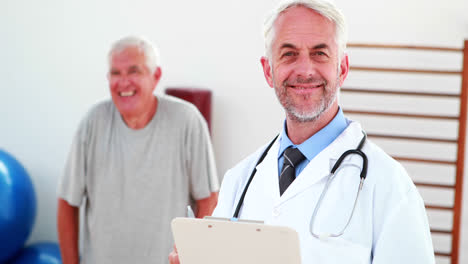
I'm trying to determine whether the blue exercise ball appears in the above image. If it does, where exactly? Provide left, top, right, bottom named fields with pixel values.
left=9, top=242, right=62, bottom=264
left=0, top=149, right=37, bottom=263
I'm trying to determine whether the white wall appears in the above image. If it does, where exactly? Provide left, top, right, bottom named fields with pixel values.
left=1, top=0, right=467, bottom=262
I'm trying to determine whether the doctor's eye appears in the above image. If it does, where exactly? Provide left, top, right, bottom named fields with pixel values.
left=312, top=51, right=328, bottom=56
left=281, top=51, right=298, bottom=58
left=312, top=51, right=330, bottom=62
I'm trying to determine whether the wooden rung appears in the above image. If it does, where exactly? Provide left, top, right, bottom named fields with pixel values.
left=393, top=156, right=456, bottom=165
left=345, top=110, right=459, bottom=120
left=350, top=66, right=461, bottom=75
left=341, top=87, right=460, bottom=98
left=367, top=133, right=457, bottom=144
left=414, top=182, right=455, bottom=189
left=435, top=251, right=452, bottom=257
left=347, top=43, right=462, bottom=52
left=426, top=205, right=454, bottom=211
left=430, top=228, right=453, bottom=235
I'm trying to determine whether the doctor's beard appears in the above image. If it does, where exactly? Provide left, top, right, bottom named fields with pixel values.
left=273, top=73, right=340, bottom=123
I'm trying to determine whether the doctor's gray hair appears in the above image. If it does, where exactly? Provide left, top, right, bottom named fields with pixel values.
left=263, top=0, right=347, bottom=60
left=108, top=36, right=160, bottom=74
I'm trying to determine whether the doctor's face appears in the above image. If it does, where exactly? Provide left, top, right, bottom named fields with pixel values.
left=261, top=6, right=349, bottom=123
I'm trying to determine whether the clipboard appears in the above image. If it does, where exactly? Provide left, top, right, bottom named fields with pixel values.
left=171, top=217, right=301, bottom=264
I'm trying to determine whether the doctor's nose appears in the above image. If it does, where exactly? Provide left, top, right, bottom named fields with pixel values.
left=292, top=56, right=319, bottom=80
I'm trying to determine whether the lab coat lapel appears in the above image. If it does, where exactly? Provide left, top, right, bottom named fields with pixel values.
left=252, top=137, right=281, bottom=200
left=277, top=121, right=365, bottom=203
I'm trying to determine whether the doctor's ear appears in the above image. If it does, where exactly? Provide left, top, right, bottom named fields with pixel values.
left=338, top=53, right=349, bottom=86
left=260, top=56, right=274, bottom=88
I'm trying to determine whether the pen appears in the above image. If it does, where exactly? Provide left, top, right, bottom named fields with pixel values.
left=187, top=205, right=195, bottom=218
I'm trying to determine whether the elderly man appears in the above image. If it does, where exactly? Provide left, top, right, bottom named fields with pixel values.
left=58, top=36, right=219, bottom=264
left=170, top=0, right=434, bottom=263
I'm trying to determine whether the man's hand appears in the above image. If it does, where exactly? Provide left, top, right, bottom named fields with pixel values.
left=168, top=245, right=180, bottom=264
left=195, top=192, right=218, bottom=218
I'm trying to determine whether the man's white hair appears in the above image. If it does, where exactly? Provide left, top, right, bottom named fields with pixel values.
left=263, top=0, right=347, bottom=60
left=108, top=36, right=160, bottom=74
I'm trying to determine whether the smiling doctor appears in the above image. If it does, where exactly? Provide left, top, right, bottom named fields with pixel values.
left=212, top=0, right=435, bottom=263
left=168, top=0, right=435, bottom=263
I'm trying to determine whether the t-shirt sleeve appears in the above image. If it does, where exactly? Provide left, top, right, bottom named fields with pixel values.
left=57, top=118, right=88, bottom=207
left=186, top=109, right=219, bottom=200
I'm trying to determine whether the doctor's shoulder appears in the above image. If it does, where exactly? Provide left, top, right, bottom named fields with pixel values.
left=213, top=139, right=276, bottom=217
left=220, top=137, right=278, bottom=195
left=362, top=139, right=418, bottom=197
left=222, top=140, right=275, bottom=184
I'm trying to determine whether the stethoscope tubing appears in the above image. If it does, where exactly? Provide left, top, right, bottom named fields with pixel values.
left=232, top=135, right=278, bottom=219
left=232, top=131, right=368, bottom=228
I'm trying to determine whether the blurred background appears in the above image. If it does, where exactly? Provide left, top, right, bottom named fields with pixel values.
left=1, top=0, right=467, bottom=263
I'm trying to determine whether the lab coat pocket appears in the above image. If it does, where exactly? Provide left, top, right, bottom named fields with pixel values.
left=312, top=237, right=370, bottom=264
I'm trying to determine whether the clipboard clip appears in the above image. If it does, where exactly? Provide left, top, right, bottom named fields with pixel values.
left=204, top=216, right=264, bottom=224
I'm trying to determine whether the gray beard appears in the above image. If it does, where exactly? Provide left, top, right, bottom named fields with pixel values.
left=285, top=89, right=338, bottom=123
left=273, top=74, right=340, bottom=123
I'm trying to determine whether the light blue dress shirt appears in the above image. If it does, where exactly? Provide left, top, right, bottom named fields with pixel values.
left=278, top=108, right=349, bottom=178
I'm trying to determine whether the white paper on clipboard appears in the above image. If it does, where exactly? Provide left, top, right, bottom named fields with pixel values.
left=171, top=217, right=301, bottom=264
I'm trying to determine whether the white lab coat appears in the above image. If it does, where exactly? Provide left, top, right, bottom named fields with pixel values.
left=213, top=121, right=435, bottom=264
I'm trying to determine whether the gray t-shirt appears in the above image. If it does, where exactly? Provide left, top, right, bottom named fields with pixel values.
left=58, top=95, right=219, bottom=264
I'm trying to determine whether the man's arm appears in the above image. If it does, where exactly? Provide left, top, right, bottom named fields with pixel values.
left=195, top=192, right=218, bottom=218
left=57, top=198, right=80, bottom=264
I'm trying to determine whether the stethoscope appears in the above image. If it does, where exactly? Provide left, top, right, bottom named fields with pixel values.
left=232, top=131, right=368, bottom=239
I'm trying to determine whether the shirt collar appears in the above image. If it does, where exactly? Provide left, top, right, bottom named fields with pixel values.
left=278, top=108, right=348, bottom=161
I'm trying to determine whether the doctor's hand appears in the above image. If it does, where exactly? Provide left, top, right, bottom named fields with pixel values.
left=168, top=244, right=180, bottom=264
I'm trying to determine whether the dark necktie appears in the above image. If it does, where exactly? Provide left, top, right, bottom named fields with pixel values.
left=279, top=147, right=306, bottom=196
